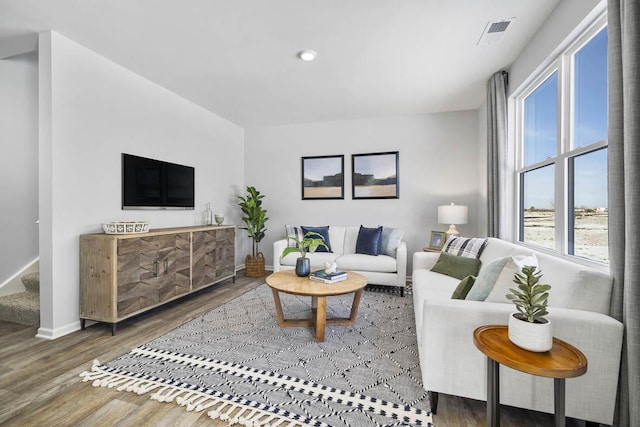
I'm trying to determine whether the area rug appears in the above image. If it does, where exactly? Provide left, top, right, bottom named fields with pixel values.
left=80, top=284, right=433, bottom=426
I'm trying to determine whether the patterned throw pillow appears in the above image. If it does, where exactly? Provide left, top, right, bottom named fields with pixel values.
left=284, top=225, right=304, bottom=248
left=442, top=236, right=488, bottom=259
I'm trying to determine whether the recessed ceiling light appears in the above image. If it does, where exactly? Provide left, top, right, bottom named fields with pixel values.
left=297, top=49, right=317, bottom=61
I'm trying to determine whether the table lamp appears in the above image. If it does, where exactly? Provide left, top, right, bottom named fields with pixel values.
left=438, top=203, right=468, bottom=240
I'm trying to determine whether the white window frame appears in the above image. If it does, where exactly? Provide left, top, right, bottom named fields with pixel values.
left=512, top=12, right=608, bottom=269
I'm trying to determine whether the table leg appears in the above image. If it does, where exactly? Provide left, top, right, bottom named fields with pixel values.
left=349, top=289, right=364, bottom=321
left=554, top=378, right=566, bottom=427
left=315, top=296, right=327, bottom=342
left=271, top=288, right=286, bottom=326
left=487, top=357, right=500, bottom=427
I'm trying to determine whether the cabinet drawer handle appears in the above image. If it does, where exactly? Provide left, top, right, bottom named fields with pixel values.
left=153, top=259, right=159, bottom=277
left=164, top=259, right=169, bottom=275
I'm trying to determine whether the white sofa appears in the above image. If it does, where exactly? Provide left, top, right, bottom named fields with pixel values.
left=412, top=237, right=623, bottom=425
left=273, top=226, right=407, bottom=294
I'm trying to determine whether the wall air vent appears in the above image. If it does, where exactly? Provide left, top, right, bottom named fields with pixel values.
left=477, top=18, right=515, bottom=45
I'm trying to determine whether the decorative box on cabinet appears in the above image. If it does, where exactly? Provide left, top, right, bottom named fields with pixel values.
left=80, top=225, right=235, bottom=334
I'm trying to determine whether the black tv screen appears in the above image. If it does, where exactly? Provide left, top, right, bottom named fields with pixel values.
left=122, top=153, right=194, bottom=210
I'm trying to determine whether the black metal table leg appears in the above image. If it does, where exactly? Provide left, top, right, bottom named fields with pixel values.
left=554, top=378, right=566, bottom=427
left=487, top=357, right=500, bottom=427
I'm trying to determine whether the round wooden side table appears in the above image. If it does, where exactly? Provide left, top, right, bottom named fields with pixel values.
left=473, top=324, right=587, bottom=427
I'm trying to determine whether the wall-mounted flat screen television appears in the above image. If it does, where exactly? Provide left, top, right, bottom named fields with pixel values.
left=122, top=153, right=195, bottom=210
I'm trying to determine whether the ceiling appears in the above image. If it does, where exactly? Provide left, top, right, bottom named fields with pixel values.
left=0, top=0, right=560, bottom=127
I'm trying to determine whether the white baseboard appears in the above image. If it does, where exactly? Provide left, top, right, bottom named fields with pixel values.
left=36, top=320, right=81, bottom=340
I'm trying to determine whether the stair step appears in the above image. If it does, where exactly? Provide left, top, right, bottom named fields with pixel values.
left=21, top=272, right=39, bottom=293
left=0, top=292, right=40, bottom=327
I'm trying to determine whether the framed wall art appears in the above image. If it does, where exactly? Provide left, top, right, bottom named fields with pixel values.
left=301, top=155, right=345, bottom=200
left=351, top=151, right=399, bottom=199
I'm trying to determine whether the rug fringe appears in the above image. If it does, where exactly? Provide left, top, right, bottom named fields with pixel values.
left=79, top=361, right=309, bottom=427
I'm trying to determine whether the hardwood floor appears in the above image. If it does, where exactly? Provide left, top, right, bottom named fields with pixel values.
left=0, top=273, right=591, bottom=427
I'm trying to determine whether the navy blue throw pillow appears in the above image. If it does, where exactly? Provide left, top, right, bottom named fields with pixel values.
left=356, top=225, right=383, bottom=256
left=300, top=226, right=332, bottom=252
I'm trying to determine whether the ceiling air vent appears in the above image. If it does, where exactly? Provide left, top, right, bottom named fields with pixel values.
left=477, top=18, right=515, bottom=45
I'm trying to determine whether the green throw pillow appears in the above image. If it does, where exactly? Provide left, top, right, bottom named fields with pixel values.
left=452, top=275, right=476, bottom=299
left=430, top=252, right=482, bottom=280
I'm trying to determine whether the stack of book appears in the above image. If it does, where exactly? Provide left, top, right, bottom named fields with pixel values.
left=310, top=270, right=348, bottom=284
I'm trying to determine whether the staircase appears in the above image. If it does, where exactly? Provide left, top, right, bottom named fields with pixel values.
left=0, top=272, right=40, bottom=326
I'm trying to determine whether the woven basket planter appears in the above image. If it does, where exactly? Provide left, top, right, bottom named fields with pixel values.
left=245, top=253, right=265, bottom=277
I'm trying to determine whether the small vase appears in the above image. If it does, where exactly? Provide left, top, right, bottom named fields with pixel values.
left=508, top=312, right=553, bottom=352
left=202, top=202, right=212, bottom=226
left=295, top=257, right=311, bottom=277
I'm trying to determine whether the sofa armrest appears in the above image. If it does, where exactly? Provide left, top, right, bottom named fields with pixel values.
left=273, top=239, right=288, bottom=272
left=419, top=298, right=623, bottom=424
left=413, top=251, right=439, bottom=271
left=396, top=242, right=407, bottom=283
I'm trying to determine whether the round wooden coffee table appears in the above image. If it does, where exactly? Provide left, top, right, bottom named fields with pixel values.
left=265, top=270, right=367, bottom=342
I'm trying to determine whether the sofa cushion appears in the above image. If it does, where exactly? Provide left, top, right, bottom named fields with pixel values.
left=379, top=227, right=406, bottom=257
left=442, top=236, right=488, bottom=259
left=355, top=225, right=383, bottom=256
left=431, top=252, right=481, bottom=280
left=301, top=226, right=332, bottom=252
left=338, top=253, right=397, bottom=273
left=451, top=275, right=476, bottom=299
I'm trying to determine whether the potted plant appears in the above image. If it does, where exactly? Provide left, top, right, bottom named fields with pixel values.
left=281, top=232, right=329, bottom=277
left=506, top=265, right=553, bottom=352
left=237, top=186, right=268, bottom=277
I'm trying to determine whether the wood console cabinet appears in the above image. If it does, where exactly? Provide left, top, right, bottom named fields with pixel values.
left=80, top=225, right=235, bottom=334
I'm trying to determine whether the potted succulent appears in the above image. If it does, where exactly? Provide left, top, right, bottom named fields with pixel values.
left=281, top=232, right=329, bottom=277
left=506, top=265, right=553, bottom=352
left=237, top=186, right=268, bottom=277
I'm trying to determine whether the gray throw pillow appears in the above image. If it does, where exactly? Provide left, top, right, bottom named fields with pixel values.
left=379, top=227, right=405, bottom=257
left=430, top=252, right=482, bottom=280
left=465, top=256, right=510, bottom=301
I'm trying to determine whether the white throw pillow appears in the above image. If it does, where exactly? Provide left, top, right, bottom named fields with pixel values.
left=484, top=254, right=539, bottom=304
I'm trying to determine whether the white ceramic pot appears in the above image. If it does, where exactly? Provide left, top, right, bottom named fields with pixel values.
left=508, top=312, right=553, bottom=352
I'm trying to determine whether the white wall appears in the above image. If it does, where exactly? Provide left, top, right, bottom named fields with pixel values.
left=0, top=51, right=39, bottom=284
left=508, top=0, right=603, bottom=95
left=245, top=112, right=481, bottom=273
left=37, top=31, right=245, bottom=338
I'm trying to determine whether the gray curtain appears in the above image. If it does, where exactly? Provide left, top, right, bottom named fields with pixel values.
left=486, top=71, right=508, bottom=238
left=608, top=1, right=640, bottom=426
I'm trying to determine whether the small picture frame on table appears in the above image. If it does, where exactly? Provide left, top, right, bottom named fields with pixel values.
left=429, top=231, right=446, bottom=250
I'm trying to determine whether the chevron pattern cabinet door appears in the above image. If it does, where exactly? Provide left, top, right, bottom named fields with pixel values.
left=192, top=228, right=235, bottom=290
left=117, top=233, right=191, bottom=317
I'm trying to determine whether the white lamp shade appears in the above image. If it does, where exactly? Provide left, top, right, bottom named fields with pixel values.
left=438, top=204, right=468, bottom=225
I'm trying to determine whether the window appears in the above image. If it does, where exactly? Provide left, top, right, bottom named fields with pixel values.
left=515, top=18, right=608, bottom=264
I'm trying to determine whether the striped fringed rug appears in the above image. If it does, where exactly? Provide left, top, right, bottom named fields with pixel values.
left=80, top=284, right=433, bottom=426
